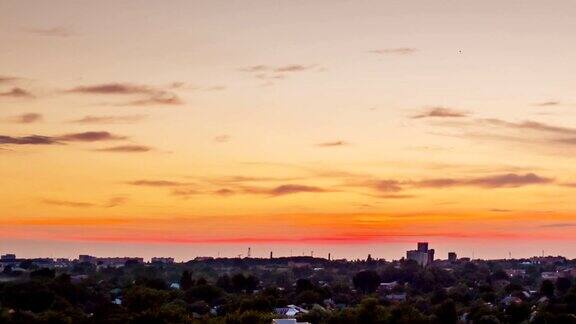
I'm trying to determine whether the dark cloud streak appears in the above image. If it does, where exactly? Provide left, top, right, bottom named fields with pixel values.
left=412, top=107, right=468, bottom=119
left=0, top=87, right=34, bottom=98
left=96, top=145, right=152, bottom=153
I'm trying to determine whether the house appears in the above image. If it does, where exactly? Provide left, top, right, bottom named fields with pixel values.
left=274, top=305, right=308, bottom=317
left=505, top=269, right=526, bottom=277
left=541, top=271, right=562, bottom=281
left=385, top=293, right=407, bottom=302
left=272, top=320, right=311, bottom=324
left=501, top=296, right=522, bottom=307
left=378, top=281, right=399, bottom=292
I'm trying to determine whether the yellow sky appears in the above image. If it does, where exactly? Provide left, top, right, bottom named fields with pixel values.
left=1, top=0, right=576, bottom=260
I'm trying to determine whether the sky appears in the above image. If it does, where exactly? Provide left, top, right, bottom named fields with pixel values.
left=1, top=0, right=576, bottom=261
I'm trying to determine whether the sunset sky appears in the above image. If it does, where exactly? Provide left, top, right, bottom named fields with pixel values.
left=2, top=0, right=576, bottom=261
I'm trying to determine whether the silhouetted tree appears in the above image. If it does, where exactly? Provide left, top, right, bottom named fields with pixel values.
left=434, top=299, right=458, bottom=324
left=556, top=277, right=572, bottom=295
left=179, top=270, right=194, bottom=291
left=540, top=279, right=555, bottom=298
left=353, top=270, right=380, bottom=294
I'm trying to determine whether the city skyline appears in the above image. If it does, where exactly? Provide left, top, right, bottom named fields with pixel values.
left=2, top=0, right=576, bottom=260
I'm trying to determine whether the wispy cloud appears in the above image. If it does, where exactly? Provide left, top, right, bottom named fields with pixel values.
left=346, top=179, right=403, bottom=193
left=213, top=188, right=235, bottom=196
left=479, top=119, right=576, bottom=136
left=427, top=116, right=576, bottom=149
left=65, top=82, right=183, bottom=106
left=206, top=175, right=305, bottom=185
left=414, top=173, right=553, bottom=189
left=67, top=83, right=158, bottom=95
left=412, top=107, right=469, bottom=119
left=274, top=64, right=314, bottom=72
left=25, top=26, right=73, bottom=37
left=127, top=180, right=192, bottom=187
left=344, top=172, right=553, bottom=195
left=369, top=48, right=418, bottom=55
left=375, top=194, right=416, bottom=199
left=213, top=135, right=231, bottom=143
left=57, top=131, right=126, bottom=142
left=103, top=197, right=129, bottom=208
left=0, top=131, right=129, bottom=146
left=7, top=113, right=43, bottom=124
left=534, top=101, right=561, bottom=107
left=239, top=64, right=321, bottom=83
left=316, top=140, right=350, bottom=147
left=170, top=82, right=226, bottom=92
left=127, top=176, right=333, bottom=198
left=0, top=135, right=58, bottom=145
left=242, top=184, right=332, bottom=196
left=539, top=223, right=576, bottom=228
left=240, top=64, right=316, bottom=73
left=171, top=188, right=203, bottom=197
left=95, top=145, right=152, bottom=153
left=0, top=87, right=34, bottom=98
left=42, top=196, right=128, bottom=208
left=239, top=65, right=269, bottom=73
left=42, top=199, right=95, bottom=208
left=0, top=75, right=21, bottom=84
left=69, top=115, right=147, bottom=124
left=123, top=94, right=183, bottom=106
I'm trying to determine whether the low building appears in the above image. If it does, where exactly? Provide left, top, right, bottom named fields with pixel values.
left=77, top=255, right=144, bottom=267
left=151, top=257, right=175, bottom=264
left=531, top=256, right=566, bottom=265
left=505, top=269, right=526, bottom=278
left=274, top=305, right=308, bottom=317
left=541, top=271, right=564, bottom=281
left=378, top=281, right=399, bottom=292
left=78, top=255, right=97, bottom=263
left=272, top=319, right=311, bottom=324
left=1, top=254, right=16, bottom=261
left=385, top=293, right=407, bottom=302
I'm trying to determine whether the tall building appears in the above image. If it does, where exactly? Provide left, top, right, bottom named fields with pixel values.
left=417, top=242, right=428, bottom=252
left=448, top=252, right=457, bottom=262
left=407, top=242, right=434, bottom=266
left=427, top=249, right=435, bottom=264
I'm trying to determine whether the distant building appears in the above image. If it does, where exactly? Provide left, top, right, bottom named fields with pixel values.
left=407, top=250, right=429, bottom=266
left=385, top=293, right=407, bottom=302
left=1, top=254, right=16, bottom=260
left=77, top=255, right=143, bottom=267
left=151, top=257, right=174, bottom=264
left=541, top=271, right=564, bottom=281
left=407, top=242, right=435, bottom=266
left=272, top=319, right=311, bottom=324
left=417, top=242, right=428, bottom=252
left=98, top=257, right=143, bottom=267
left=531, top=256, right=566, bottom=264
left=78, top=255, right=97, bottom=263
left=274, top=305, right=308, bottom=317
left=378, top=281, right=399, bottom=292
left=428, top=249, right=435, bottom=264
left=448, top=252, right=457, bottom=262
left=505, top=269, right=526, bottom=278
left=194, top=256, right=214, bottom=261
